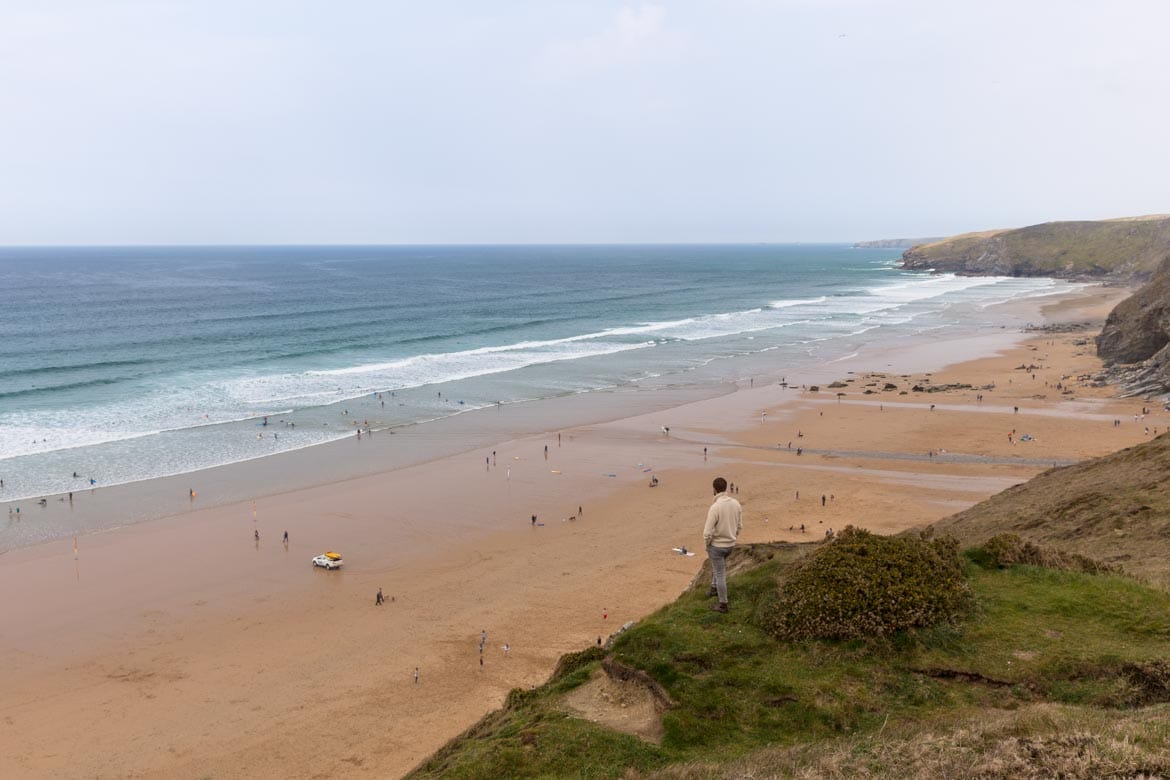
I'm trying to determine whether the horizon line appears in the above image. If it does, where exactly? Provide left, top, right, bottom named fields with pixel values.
left=0, top=240, right=884, bottom=249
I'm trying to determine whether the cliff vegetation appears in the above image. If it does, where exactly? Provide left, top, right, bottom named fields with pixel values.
left=900, top=215, right=1170, bottom=280
left=411, top=428, right=1170, bottom=778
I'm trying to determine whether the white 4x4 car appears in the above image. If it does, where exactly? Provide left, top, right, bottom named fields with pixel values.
left=312, top=552, right=343, bottom=570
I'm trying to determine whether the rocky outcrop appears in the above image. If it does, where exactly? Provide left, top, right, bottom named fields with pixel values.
left=1096, top=256, right=1170, bottom=396
left=901, top=216, right=1170, bottom=280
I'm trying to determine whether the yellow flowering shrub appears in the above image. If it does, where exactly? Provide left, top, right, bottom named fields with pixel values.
left=760, top=526, right=973, bottom=641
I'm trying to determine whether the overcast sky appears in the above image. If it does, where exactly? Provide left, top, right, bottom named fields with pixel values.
left=1, top=1, right=1167, bottom=244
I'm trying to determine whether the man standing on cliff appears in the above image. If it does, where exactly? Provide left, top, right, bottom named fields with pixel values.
left=703, top=476, right=742, bottom=613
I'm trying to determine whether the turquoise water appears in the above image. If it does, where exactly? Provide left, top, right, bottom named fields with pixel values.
left=0, top=244, right=1067, bottom=501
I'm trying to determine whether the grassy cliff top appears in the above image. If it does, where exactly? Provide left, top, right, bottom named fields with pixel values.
left=410, top=544, right=1170, bottom=778
left=929, top=433, right=1170, bottom=588
left=902, top=215, right=1170, bottom=279
left=410, top=432, right=1170, bottom=778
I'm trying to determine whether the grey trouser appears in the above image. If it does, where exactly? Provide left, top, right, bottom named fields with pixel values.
left=707, top=544, right=734, bottom=603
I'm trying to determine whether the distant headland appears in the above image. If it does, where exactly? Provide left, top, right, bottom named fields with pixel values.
left=890, top=213, right=1170, bottom=398
left=899, top=214, right=1170, bottom=281
left=852, top=237, right=943, bottom=249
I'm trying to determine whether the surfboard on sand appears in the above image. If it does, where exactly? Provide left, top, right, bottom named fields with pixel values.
left=671, top=547, right=696, bottom=557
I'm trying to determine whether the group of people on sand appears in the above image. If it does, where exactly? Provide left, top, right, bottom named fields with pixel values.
left=4, top=471, right=93, bottom=514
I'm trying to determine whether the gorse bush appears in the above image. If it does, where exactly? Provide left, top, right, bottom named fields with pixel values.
left=760, top=526, right=973, bottom=641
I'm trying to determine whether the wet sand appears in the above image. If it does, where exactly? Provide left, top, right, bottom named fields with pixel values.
left=1, top=284, right=1154, bottom=778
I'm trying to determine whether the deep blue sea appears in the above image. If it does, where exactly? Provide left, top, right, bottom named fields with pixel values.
left=0, top=244, right=1069, bottom=501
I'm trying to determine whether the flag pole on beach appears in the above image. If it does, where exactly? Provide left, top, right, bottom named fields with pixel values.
left=73, top=536, right=78, bottom=560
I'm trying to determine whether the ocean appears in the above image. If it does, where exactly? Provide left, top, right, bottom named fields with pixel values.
left=1, top=244, right=1071, bottom=507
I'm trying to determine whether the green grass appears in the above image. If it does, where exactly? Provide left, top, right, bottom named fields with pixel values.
left=407, top=549, right=1170, bottom=779
left=905, top=216, right=1170, bottom=278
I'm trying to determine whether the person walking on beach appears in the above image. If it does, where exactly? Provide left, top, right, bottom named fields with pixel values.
left=376, top=588, right=384, bottom=605
left=414, top=667, right=420, bottom=685
left=254, top=529, right=259, bottom=542
left=282, top=530, right=289, bottom=544
left=703, top=476, right=742, bottom=614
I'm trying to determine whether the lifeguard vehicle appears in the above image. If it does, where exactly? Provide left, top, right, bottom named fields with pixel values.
left=312, top=551, right=343, bottom=570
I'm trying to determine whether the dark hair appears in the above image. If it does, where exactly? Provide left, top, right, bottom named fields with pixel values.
left=713, top=477, right=728, bottom=493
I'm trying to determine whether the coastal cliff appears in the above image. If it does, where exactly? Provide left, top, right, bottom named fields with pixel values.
left=1096, top=256, right=1170, bottom=395
left=901, top=215, right=1170, bottom=280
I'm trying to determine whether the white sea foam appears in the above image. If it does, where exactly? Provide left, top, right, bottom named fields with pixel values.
left=828, top=351, right=860, bottom=363
left=0, top=272, right=1077, bottom=469
left=232, top=339, right=657, bottom=408
left=768, top=296, right=827, bottom=308
left=0, top=424, right=161, bottom=461
left=864, top=274, right=1001, bottom=303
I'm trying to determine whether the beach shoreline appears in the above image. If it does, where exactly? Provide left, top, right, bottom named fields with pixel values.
left=0, top=282, right=1096, bottom=546
left=1, top=282, right=1153, bottom=779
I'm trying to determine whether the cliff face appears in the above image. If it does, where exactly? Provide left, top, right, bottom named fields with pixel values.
left=1096, top=256, right=1170, bottom=396
left=904, top=214, right=1170, bottom=396
left=901, top=216, right=1170, bottom=280
left=1097, top=257, right=1170, bottom=363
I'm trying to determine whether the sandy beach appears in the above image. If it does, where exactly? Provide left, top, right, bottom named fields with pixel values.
left=1, top=284, right=1156, bottom=778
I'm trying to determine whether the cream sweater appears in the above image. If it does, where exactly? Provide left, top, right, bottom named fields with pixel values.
left=703, top=493, right=742, bottom=548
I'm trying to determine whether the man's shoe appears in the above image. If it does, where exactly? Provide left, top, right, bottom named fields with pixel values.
left=710, top=602, right=728, bottom=613
left=706, top=586, right=719, bottom=598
